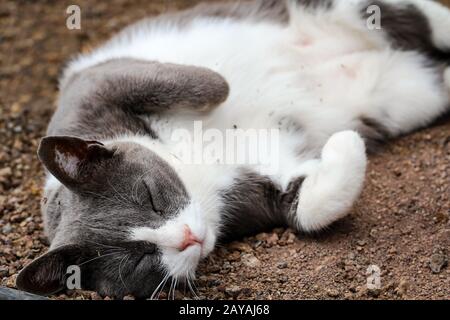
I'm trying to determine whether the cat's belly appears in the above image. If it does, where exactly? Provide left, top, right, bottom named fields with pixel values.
left=70, top=10, right=382, bottom=162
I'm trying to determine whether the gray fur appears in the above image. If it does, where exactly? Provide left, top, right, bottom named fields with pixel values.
left=52, top=59, right=229, bottom=140
left=363, top=1, right=450, bottom=63
left=219, top=172, right=304, bottom=242
left=20, top=137, right=189, bottom=298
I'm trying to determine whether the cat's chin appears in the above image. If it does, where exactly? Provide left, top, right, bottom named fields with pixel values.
left=161, top=244, right=202, bottom=279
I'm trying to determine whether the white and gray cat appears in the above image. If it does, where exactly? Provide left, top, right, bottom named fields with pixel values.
left=17, top=0, right=450, bottom=298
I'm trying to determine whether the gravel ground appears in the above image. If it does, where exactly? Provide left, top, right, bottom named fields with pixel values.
left=0, top=0, right=449, bottom=300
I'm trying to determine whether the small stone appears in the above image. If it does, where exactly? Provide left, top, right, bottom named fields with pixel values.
left=2, top=223, right=12, bottom=234
left=241, top=253, right=261, bottom=268
left=367, top=287, right=381, bottom=297
left=241, top=288, right=252, bottom=296
left=90, top=292, right=102, bottom=300
left=356, top=240, right=366, bottom=246
left=429, top=249, right=448, bottom=274
left=123, top=295, right=135, bottom=300
left=286, top=232, right=296, bottom=244
left=394, top=279, right=409, bottom=297
left=0, top=167, right=12, bottom=179
left=388, top=246, right=397, bottom=255
left=225, top=285, right=242, bottom=298
left=255, top=233, right=268, bottom=241
left=207, top=264, right=221, bottom=273
left=0, top=266, right=9, bottom=277
left=227, top=251, right=241, bottom=261
left=266, top=233, right=279, bottom=246
left=252, top=240, right=263, bottom=248
left=327, top=289, right=340, bottom=298
left=10, top=102, right=22, bottom=114
left=228, top=242, right=252, bottom=253
left=277, top=261, right=288, bottom=269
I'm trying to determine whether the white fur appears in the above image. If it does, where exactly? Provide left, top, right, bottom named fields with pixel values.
left=45, top=174, right=61, bottom=191
left=131, top=201, right=216, bottom=279
left=295, top=131, right=367, bottom=232
left=55, top=0, right=450, bottom=279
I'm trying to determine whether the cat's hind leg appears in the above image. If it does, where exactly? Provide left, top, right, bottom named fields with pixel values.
left=391, top=0, right=450, bottom=52
left=290, top=130, right=367, bottom=232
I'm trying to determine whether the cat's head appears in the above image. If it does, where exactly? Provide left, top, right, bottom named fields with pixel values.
left=16, top=136, right=216, bottom=298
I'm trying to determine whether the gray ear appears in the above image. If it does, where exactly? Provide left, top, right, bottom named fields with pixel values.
left=16, top=245, right=85, bottom=296
left=38, top=136, right=116, bottom=191
left=66, top=58, right=230, bottom=114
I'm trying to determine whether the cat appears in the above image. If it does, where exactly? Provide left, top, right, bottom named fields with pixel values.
left=17, top=0, right=450, bottom=299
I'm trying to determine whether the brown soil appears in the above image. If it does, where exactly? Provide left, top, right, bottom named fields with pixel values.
left=1, top=0, right=449, bottom=300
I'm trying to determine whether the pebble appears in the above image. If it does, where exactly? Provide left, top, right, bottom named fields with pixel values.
left=228, top=242, right=252, bottom=253
left=2, top=223, right=12, bottom=234
left=266, top=233, right=279, bottom=246
left=0, top=167, right=12, bottom=180
left=367, top=287, right=381, bottom=297
left=0, top=266, right=9, bottom=277
left=356, top=240, right=367, bottom=246
left=429, top=249, right=448, bottom=274
left=326, top=289, right=340, bottom=298
left=90, top=292, right=103, bottom=300
left=241, top=254, right=261, bottom=268
left=394, top=279, right=409, bottom=297
left=277, top=261, right=288, bottom=269
left=225, top=285, right=242, bottom=298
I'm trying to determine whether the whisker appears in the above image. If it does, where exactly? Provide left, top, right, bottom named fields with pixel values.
left=157, top=274, right=171, bottom=300
left=118, top=253, right=131, bottom=291
left=187, top=277, right=199, bottom=300
left=150, top=272, right=169, bottom=300
left=83, top=240, right=125, bottom=250
left=168, top=278, right=174, bottom=301
left=77, top=251, right=122, bottom=267
left=173, top=278, right=178, bottom=300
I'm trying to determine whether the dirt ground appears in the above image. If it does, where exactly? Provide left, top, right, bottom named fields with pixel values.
left=0, top=0, right=449, bottom=300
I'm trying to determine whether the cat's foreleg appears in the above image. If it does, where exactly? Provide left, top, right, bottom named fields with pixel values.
left=292, top=130, right=367, bottom=232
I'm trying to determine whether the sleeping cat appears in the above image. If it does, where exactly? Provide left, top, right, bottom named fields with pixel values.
left=17, top=0, right=450, bottom=298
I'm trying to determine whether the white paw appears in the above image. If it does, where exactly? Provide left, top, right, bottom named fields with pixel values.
left=295, top=131, right=367, bottom=232
left=321, top=130, right=366, bottom=165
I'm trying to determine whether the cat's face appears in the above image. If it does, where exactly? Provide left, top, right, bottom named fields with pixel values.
left=16, top=136, right=215, bottom=298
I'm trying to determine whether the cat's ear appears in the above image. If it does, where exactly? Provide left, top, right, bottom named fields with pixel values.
left=16, top=244, right=85, bottom=296
left=38, top=136, right=116, bottom=191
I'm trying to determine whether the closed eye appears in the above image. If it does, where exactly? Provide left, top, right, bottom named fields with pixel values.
left=143, top=182, right=162, bottom=215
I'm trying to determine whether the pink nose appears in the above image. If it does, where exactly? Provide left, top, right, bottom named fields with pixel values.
left=179, top=225, right=202, bottom=251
